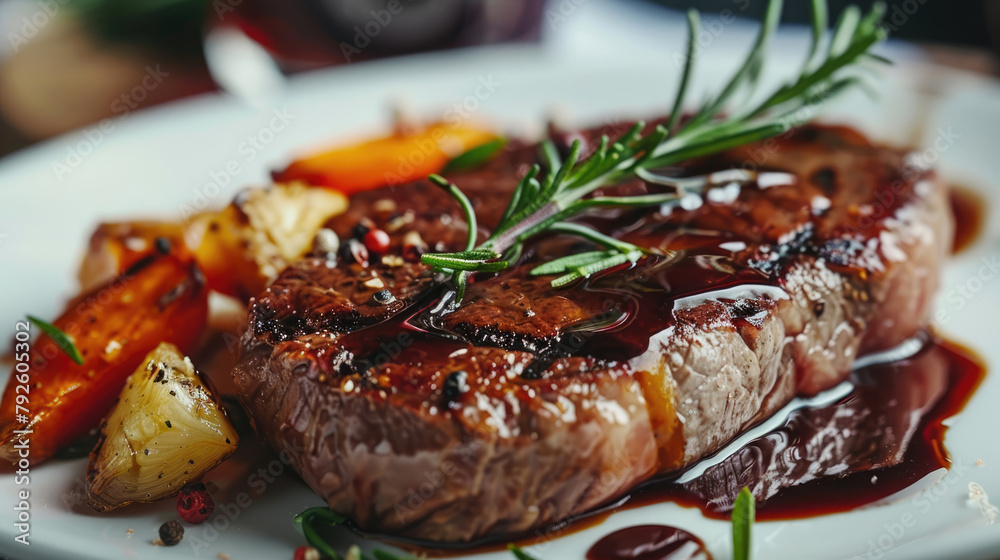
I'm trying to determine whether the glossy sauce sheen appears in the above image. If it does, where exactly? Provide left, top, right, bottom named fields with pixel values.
left=949, top=185, right=986, bottom=254
left=405, top=338, right=984, bottom=556
left=586, top=525, right=711, bottom=560
left=627, top=338, right=985, bottom=520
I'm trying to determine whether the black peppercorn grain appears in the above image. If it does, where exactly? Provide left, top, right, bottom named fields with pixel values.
left=352, top=221, right=372, bottom=240
left=158, top=520, right=184, bottom=546
left=339, top=238, right=369, bottom=267
left=443, top=370, right=468, bottom=402
left=371, top=289, right=395, bottom=306
left=154, top=237, right=172, bottom=255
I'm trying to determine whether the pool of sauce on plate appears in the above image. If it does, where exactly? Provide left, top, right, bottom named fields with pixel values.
left=626, top=337, right=985, bottom=521
left=586, top=525, right=711, bottom=560
left=949, top=185, right=986, bottom=254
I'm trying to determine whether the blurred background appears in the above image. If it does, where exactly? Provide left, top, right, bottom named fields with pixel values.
left=0, top=0, right=996, bottom=159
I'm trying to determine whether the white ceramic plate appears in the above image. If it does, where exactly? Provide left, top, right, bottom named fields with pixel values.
left=2, top=7, right=1000, bottom=559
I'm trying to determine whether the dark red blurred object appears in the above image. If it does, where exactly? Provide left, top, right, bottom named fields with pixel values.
left=364, top=228, right=392, bottom=254
left=214, top=0, right=545, bottom=72
left=177, top=482, right=215, bottom=524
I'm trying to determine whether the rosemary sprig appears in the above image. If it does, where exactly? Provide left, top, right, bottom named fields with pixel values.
left=732, top=487, right=756, bottom=560
left=421, top=0, right=887, bottom=304
left=508, top=544, right=541, bottom=560
left=27, top=315, right=84, bottom=365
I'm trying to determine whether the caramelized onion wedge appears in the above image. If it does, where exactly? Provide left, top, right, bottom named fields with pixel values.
left=192, top=182, right=348, bottom=299
left=86, top=343, right=238, bottom=512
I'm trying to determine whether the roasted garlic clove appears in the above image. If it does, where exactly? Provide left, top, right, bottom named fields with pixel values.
left=86, top=343, right=238, bottom=512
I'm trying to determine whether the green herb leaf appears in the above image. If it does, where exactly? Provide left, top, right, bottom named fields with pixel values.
left=667, top=10, right=700, bottom=133
left=26, top=315, right=83, bottom=365
left=427, top=249, right=502, bottom=261
left=428, top=174, right=479, bottom=251
left=294, top=507, right=346, bottom=560
left=442, top=138, right=507, bottom=173
left=421, top=253, right=509, bottom=272
left=294, top=507, right=415, bottom=560
left=550, top=271, right=583, bottom=288
left=732, top=487, right=755, bottom=560
left=530, top=251, right=611, bottom=276
left=508, top=544, right=541, bottom=560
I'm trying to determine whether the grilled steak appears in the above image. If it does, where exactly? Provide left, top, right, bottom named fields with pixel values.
left=232, top=122, right=952, bottom=542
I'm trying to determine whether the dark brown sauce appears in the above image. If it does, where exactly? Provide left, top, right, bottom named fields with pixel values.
left=326, top=230, right=776, bottom=382
left=626, top=337, right=985, bottom=520
left=586, top=525, right=711, bottom=560
left=950, top=185, right=986, bottom=254
left=383, top=510, right=616, bottom=558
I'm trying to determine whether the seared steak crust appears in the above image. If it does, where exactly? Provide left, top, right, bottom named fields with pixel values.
left=233, top=123, right=952, bottom=542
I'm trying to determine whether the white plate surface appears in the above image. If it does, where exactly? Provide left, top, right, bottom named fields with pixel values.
left=1, top=3, right=1000, bottom=559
